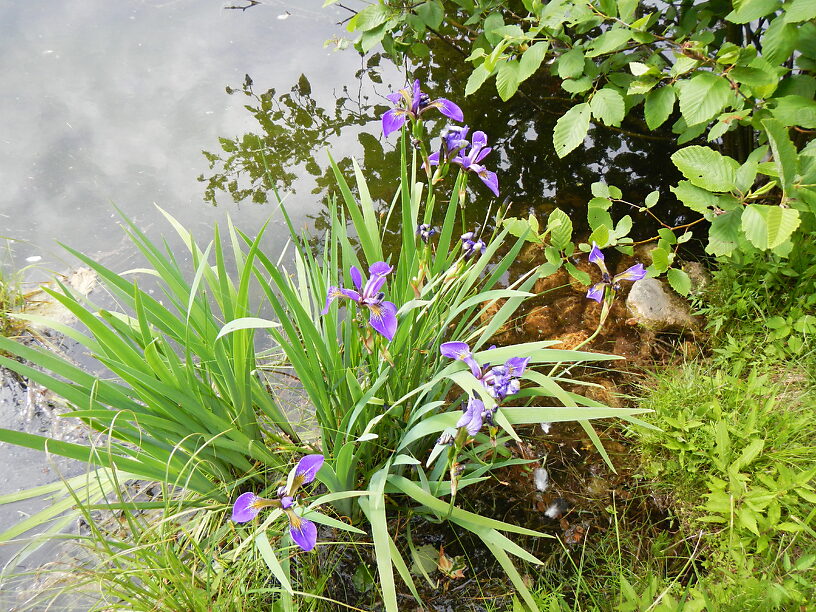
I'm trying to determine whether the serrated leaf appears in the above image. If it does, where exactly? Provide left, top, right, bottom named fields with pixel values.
left=706, top=210, right=742, bottom=256
left=644, top=86, right=676, bottom=129
left=466, top=64, right=492, bottom=96
left=349, top=3, right=391, bottom=31
left=762, top=15, right=799, bottom=64
left=565, top=261, right=591, bottom=285
left=677, top=72, right=734, bottom=126
left=671, top=146, right=739, bottom=192
left=585, top=28, right=632, bottom=58
left=629, top=61, right=650, bottom=76
left=562, top=76, right=594, bottom=93
left=771, top=95, right=816, bottom=129
left=415, top=0, right=443, bottom=29
left=762, top=118, right=799, bottom=194
left=650, top=247, right=670, bottom=271
left=786, top=0, right=816, bottom=22
left=741, top=204, right=801, bottom=250
left=519, top=41, right=549, bottom=81
left=667, top=268, right=691, bottom=296
left=730, top=66, right=776, bottom=87
left=588, top=224, right=610, bottom=247
left=548, top=208, right=573, bottom=250
left=726, top=0, right=780, bottom=24
left=483, top=12, right=505, bottom=46
left=589, top=88, right=625, bottom=126
left=557, top=48, right=585, bottom=79
left=553, top=103, right=591, bottom=158
left=496, top=60, right=522, bottom=101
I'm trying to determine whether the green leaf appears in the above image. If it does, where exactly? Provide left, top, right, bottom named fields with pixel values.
left=585, top=27, right=632, bottom=58
left=588, top=224, right=610, bottom=247
left=706, top=210, right=742, bottom=256
left=644, top=86, right=676, bottom=129
left=645, top=190, right=660, bottom=208
left=762, top=15, right=799, bottom=64
left=349, top=3, right=391, bottom=32
left=667, top=268, right=691, bottom=296
left=548, top=208, right=573, bottom=250
left=518, top=41, right=549, bottom=81
left=730, top=66, right=776, bottom=88
left=553, top=103, right=591, bottom=158
left=762, top=118, right=799, bottom=194
left=741, top=204, right=801, bottom=250
left=671, top=180, right=720, bottom=214
left=726, top=0, right=780, bottom=24
left=677, top=72, right=733, bottom=126
left=562, top=76, right=594, bottom=93
left=671, top=146, right=739, bottom=192
left=497, top=60, right=522, bottom=101
left=786, top=0, right=816, bottom=22
left=466, top=64, right=492, bottom=96
left=255, top=532, right=294, bottom=594
left=565, top=261, right=591, bottom=285
left=415, top=0, right=443, bottom=29
left=650, top=247, right=670, bottom=272
left=771, top=95, right=816, bottom=129
left=589, top=88, right=626, bottom=126
left=483, top=12, right=505, bottom=46
left=557, top=48, right=585, bottom=79
left=216, top=317, right=280, bottom=340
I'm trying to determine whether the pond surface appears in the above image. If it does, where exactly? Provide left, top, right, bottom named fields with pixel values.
left=0, top=0, right=690, bottom=602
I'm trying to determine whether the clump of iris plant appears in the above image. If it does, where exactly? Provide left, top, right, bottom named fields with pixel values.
left=322, top=262, right=398, bottom=341
left=585, top=242, right=646, bottom=303
left=231, top=454, right=324, bottom=551
left=382, top=79, right=463, bottom=138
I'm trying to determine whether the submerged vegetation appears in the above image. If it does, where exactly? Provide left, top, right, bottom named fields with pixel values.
left=0, top=0, right=815, bottom=610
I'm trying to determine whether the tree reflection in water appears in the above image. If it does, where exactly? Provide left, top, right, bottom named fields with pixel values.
left=200, top=42, right=692, bottom=243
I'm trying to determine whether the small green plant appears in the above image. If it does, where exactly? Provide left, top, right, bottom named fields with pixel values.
left=632, top=362, right=816, bottom=609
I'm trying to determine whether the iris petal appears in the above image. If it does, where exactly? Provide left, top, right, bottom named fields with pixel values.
left=586, top=282, right=606, bottom=303
left=349, top=266, right=363, bottom=291
left=613, top=263, right=647, bottom=283
left=382, top=109, right=407, bottom=138
left=231, top=492, right=260, bottom=523
left=289, top=517, right=318, bottom=552
left=477, top=169, right=499, bottom=197
left=294, top=454, right=324, bottom=484
left=368, top=261, right=393, bottom=277
left=431, top=98, right=464, bottom=122
left=588, top=243, right=609, bottom=276
left=368, top=301, right=398, bottom=341
left=440, top=341, right=472, bottom=360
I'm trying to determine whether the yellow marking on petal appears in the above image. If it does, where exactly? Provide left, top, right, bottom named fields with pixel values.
left=368, top=303, right=383, bottom=319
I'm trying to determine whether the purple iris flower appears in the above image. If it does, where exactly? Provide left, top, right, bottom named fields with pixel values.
left=428, top=125, right=471, bottom=167
left=321, top=262, right=398, bottom=341
left=461, top=232, right=486, bottom=260
left=427, top=129, right=499, bottom=197
left=231, top=454, right=324, bottom=552
left=417, top=224, right=437, bottom=243
left=456, top=397, right=495, bottom=436
left=382, top=79, right=464, bottom=138
left=586, top=243, right=647, bottom=303
left=440, top=342, right=530, bottom=401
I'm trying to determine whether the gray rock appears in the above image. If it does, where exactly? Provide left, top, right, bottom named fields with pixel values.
left=626, top=277, right=699, bottom=331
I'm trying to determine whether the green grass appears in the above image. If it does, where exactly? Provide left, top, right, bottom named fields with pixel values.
left=0, top=266, right=26, bottom=338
